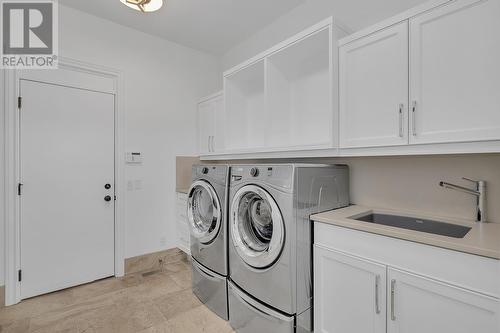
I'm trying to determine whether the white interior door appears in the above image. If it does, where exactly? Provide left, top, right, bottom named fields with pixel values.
left=20, top=79, right=115, bottom=299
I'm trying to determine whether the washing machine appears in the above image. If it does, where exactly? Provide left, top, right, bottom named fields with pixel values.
left=187, top=164, right=229, bottom=320
left=228, top=164, right=349, bottom=333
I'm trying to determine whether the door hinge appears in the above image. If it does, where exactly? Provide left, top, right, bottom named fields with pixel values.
left=18, top=270, right=22, bottom=282
left=17, top=183, right=23, bottom=196
left=18, top=96, right=22, bottom=109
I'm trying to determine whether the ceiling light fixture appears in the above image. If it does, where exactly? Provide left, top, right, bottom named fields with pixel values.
left=120, top=0, right=163, bottom=13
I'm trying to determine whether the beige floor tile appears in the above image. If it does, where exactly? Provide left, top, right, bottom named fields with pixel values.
left=28, top=293, right=115, bottom=333
left=136, top=321, right=173, bottom=333
left=169, top=269, right=192, bottom=290
left=71, top=274, right=141, bottom=301
left=167, top=305, right=233, bottom=333
left=0, top=318, right=31, bottom=333
left=0, top=250, right=232, bottom=333
left=0, top=288, right=75, bottom=327
left=117, top=273, right=182, bottom=303
left=162, top=261, right=190, bottom=274
left=89, top=301, right=166, bottom=333
left=153, top=289, right=202, bottom=320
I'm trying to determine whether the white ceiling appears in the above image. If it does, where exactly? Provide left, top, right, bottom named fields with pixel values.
left=60, top=0, right=428, bottom=56
left=59, top=0, right=306, bottom=55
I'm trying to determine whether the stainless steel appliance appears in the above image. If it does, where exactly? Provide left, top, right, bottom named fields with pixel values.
left=228, top=164, right=349, bottom=333
left=187, top=164, right=229, bottom=320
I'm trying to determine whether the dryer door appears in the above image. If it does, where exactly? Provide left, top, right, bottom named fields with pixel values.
left=231, top=185, right=285, bottom=269
left=187, top=180, right=222, bottom=244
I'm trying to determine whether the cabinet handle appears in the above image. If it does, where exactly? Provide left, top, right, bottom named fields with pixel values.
left=207, top=136, right=211, bottom=152
left=391, top=279, right=396, bottom=321
left=375, top=275, right=381, bottom=314
left=211, top=136, right=215, bottom=152
left=398, top=104, right=404, bottom=138
left=412, top=101, right=417, bottom=136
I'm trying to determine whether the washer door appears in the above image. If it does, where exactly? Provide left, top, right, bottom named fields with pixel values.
left=187, top=180, right=222, bottom=244
left=231, top=185, right=284, bottom=269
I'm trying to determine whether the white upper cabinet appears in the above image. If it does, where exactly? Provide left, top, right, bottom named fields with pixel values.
left=198, top=99, right=215, bottom=155
left=212, top=95, right=225, bottom=152
left=198, top=92, right=223, bottom=154
left=314, top=246, right=386, bottom=333
left=409, top=0, right=500, bottom=144
left=340, top=21, right=409, bottom=148
left=387, top=268, right=499, bottom=333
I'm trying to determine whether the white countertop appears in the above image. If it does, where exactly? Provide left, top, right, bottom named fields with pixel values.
left=311, top=205, right=500, bottom=260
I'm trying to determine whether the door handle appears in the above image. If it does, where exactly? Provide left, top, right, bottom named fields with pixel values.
left=104, top=183, right=111, bottom=189
left=104, top=195, right=112, bottom=202
left=375, top=275, right=381, bottom=314
left=398, top=104, right=404, bottom=138
left=391, top=279, right=396, bottom=321
left=412, top=101, right=417, bottom=136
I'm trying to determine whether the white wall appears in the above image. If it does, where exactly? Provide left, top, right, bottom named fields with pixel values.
left=1, top=5, right=222, bottom=285
left=222, top=0, right=426, bottom=70
left=58, top=6, right=221, bottom=259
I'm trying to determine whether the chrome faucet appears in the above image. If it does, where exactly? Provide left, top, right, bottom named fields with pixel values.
left=439, top=178, right=487, bottom=223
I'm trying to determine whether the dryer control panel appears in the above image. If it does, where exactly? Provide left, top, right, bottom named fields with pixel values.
left=230, top=165, right=293, bottom=191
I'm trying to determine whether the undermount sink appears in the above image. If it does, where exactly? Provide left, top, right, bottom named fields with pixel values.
left=353, top=213, right=471, bottom=239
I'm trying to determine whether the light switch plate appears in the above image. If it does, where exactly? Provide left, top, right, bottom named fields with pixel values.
left=126, top=152, right=143, bottom=164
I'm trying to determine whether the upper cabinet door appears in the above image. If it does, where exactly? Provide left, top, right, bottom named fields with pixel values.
left=387, top=268, right=499, bottom=333
left=198, top=100, right=215, bottom=154
left=212, top=94, right=225, bottom=152
left=409, top=0, right=500, bottom=144
left=340, top=21, right=409, bottom=148
left=314, top=246, right=387, bottom=333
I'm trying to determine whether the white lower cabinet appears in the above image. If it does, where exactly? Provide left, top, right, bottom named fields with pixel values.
left=314, top=246, right=386, bottom=333
left=176, top=192, right=190, bottom=255
left=387, top=268, right=499, bottom=333
left=313, top=224, right=500, bottom=333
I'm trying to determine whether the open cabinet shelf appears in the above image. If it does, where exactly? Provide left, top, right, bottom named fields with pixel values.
left=220, top=17, right=345, bottom=156
left=224, top=60, right=266, bottom=151
left=266, top=27, right=332, bottom=148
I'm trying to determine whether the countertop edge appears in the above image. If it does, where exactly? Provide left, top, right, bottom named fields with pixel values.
left=311, top=206, right=500, bottom=260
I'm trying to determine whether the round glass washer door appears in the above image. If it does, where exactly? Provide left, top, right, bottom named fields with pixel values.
left=231, top=185, right=285, bottom=269
left=187, top=180, right=222, bottom=244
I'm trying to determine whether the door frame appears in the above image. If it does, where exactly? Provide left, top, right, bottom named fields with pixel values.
left=3, top=57, right=125, bottom=305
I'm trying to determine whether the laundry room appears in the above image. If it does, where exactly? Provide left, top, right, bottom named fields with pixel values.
left=1, top=0, right=499, bottom=332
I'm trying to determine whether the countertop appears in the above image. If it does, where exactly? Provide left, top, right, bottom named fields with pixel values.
left=176, top=188, right=189, bottom=194
left=311, top=205, right=500, bottom=260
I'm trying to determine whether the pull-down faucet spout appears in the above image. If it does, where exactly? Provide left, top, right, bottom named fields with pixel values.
left=439, top=178, right=487, bottom=223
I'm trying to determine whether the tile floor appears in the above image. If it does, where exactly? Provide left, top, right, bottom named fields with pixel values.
left=0, top=253, right=234, bottom=333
